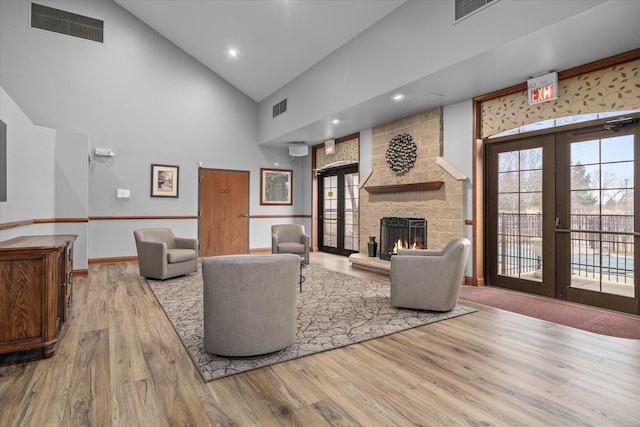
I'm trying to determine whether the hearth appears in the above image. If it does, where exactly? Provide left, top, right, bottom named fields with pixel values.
left=379, top=217, right=427, bottom=261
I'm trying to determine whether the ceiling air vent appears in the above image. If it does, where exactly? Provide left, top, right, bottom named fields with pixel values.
left=455, top=0, right=497, bottom=22
left=31, top=3, right=104, bottom=43
left=272, top=99, right=287, bottom=118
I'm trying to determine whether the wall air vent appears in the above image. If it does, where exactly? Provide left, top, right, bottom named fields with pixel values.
left=455, top=0, right=497, bottom=22
left=31, top=3, right=104, bottom=43
left=272, top=99, right=287, bottom=118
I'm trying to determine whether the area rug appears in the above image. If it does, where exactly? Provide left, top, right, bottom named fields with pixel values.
left=459, top=285, right=640, bottom=339
left=147, top=265, right=476, bottom=381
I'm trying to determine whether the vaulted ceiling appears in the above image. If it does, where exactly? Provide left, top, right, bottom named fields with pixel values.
left=115, top=0, right=406, bottom=102
left=115, top=0, right=640, bottom=146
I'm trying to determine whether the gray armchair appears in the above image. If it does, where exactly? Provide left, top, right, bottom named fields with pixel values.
left=133, top=228, right=198, bottom=280
left=271, top=224, right=310, bottom=265
left=202, top=254, right=299, bottom=357
left=390, top=237, right=470, bottom=311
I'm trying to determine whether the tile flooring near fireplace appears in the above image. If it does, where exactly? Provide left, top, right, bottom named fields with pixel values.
left=348, top=252, right=391, bottom=275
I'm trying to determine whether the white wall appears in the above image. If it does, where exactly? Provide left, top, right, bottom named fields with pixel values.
left=359, top=128, right=373, bottom=184
left=443, top=100, right=473, bottom=220
left=54, top=130, right=89, bottom=268
left=443, top=100, right=474, bottom=276
left=0, top=89, right=71, bottom=241
left=0, top=0, right=306, bottom=258
left=0, top=87, right=90, bottom=268
left=0, top=88, right=52, bottom=227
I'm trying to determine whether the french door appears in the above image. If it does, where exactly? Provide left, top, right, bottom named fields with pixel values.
left=318, top=164, right=359, bottom=256
left=556, top=124, right=639, bottom=313
left=486, top=134, right=556, bottom=297
left=486, top=117, right=640, bottom=314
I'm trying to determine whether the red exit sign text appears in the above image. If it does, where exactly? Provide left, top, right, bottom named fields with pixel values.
left=530, top=84, right=556, bottom=104
left=527, top=72, right=558, bottom=105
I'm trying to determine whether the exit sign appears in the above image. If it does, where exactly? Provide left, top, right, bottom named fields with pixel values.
left=527, top=72, right=558, bottom=105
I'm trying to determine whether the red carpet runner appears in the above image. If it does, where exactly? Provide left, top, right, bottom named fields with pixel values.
left=459, top=286, right=640, bottom=339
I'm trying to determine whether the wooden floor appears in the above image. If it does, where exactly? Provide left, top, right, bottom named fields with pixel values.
left=2, top=252, right=640, bottom=426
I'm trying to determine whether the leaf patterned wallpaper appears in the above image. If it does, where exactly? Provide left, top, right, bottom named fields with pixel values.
left=482, top=58, right=640, bottom=138
left=315, top=136, right=359, bottom=170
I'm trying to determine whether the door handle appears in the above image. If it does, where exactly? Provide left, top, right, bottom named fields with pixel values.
left=240, top=213, right=249, bottom=218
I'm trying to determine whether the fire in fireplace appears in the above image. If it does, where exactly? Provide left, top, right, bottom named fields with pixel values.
left=379, top=217, right=427, bottom=261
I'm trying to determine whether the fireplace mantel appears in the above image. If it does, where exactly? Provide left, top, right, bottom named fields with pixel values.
left=364, top=181, right=443, bottom=194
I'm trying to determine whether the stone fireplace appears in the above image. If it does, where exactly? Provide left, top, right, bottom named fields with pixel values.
left=358, top=107, right=466, bottom=258
left=379, top=217, right=427, bottom=260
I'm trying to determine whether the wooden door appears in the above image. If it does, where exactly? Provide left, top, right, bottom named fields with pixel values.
left=199, top=169, right=250, bottom=257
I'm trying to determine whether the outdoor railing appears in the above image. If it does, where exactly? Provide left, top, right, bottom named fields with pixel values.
left=498, top=213, right=635, bottom=283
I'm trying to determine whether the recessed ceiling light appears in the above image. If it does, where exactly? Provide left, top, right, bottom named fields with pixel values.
left=331, top=119, right=340, bottom=125
left=228, top=48, right=238, bottom=57
left=391, top=93, right=406, bottom=101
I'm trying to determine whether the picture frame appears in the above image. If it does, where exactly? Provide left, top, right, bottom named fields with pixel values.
left=151, top=164, right=179, bottom=198
left=260, top=168, right=292, bottom=205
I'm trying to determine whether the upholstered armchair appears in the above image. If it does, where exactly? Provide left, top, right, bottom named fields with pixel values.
left=271, top=224, right=310, bottom=265
left=390, top=237, right=471, bottom=311
left=133, top=228, right=198, bottom=280
left=202, top=254, right=299, bottom=357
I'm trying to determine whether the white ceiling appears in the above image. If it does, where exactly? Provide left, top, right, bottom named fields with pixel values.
left=114, top=0, right=640, bottom=146
left=115, top=0, right=406, bottom=102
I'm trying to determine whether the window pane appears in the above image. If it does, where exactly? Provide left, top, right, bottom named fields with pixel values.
left=520, top=147, right=543, bottom=170
left=498, top=151, right=519, bottom=172
left=520, top=169, right=542, bottom=192
left=601, top=135, right=633, bottom=163
left=571, top=164, right=600, bottom=191
left=498, top=193, right=518, bottom=214
left=498, top=171, right=519, bottom=193
left=571, top=139, right=600, bottom=165
left=520, top=192, right=542, bottom=214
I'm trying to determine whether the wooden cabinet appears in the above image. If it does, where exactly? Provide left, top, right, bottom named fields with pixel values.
left=0, top=235, right=77, bottom=359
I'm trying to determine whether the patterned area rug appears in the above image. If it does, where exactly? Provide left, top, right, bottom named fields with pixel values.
left=147, top=264, right=475, bottom=381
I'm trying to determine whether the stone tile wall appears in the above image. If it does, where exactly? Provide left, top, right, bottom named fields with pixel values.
left=360, top=107, right=465, bottom=254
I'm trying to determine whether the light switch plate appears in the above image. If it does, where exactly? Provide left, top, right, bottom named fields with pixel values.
left=95, top=148, right=115, bottom=157
left=116, top=189, right=130, bottom=199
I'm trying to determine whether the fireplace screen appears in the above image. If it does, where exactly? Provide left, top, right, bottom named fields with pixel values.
left=379, top=217, right=427, bottom=260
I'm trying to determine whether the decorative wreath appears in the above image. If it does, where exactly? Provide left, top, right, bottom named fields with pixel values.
left=385, top=133, right=417, bottom=175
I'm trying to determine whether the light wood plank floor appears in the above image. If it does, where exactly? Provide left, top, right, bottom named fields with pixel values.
left=2, top=252, right=640, bottom=426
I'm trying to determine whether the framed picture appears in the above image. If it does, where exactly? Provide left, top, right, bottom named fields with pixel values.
left=151, top=164, right=179, bottom=198
left=260, top=168, right=292, bottom=205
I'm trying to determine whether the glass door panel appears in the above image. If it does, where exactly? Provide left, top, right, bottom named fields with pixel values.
left=322, top=175, right=338, bottom=249
left=343, top=172, right=359, bottom=251
left=496, top=147, right=544, bottom=281
left=569, top=135, right=635, bottom=298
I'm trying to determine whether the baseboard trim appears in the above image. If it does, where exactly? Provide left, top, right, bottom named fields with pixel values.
left=249, top=247, right=271, bottom=254
left=73, top=269, right=89, bottom=278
